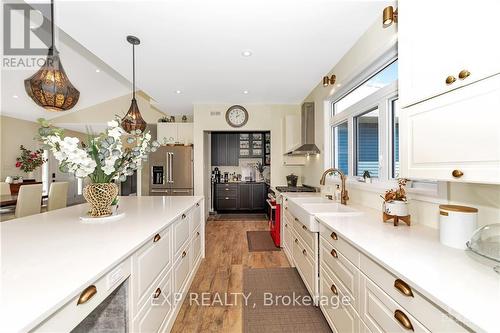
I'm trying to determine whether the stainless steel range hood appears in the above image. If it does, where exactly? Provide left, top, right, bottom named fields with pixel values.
left=288, top=102, right=320, bottom=155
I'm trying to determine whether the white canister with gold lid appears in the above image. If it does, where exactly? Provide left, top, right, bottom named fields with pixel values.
left=439, top=205, right=478, bottom=249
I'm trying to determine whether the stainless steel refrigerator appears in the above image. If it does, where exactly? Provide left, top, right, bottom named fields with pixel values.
left=149, top=146, right=193, bottom=196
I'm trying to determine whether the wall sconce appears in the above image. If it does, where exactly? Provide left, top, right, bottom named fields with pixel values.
left=383, top=6, right=398, bottom=28
left=323, top=74, right=336, bottom=87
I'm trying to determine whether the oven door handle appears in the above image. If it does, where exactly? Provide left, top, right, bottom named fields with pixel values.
left=266, top=199, right=277, bottom=210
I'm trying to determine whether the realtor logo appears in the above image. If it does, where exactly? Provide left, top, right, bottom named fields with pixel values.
left=3, top=2, right=51, bottom=56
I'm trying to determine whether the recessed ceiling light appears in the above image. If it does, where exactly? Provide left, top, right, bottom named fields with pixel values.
left=175, top=90, right=182, bottom=94
left=243, top=90, right=249, bottom=94
left=12, top=95, right=18, bottom=99
left=95, top=69, right=100, bottom=73
left=241, top=50, right=253, bottom=57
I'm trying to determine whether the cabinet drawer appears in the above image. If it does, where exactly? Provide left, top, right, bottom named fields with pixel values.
left=320, top=238, right=361, bottom=311
left=216, top=187, right=238, bottom=197
left=173, top=245, right=191, bottom=306
left=292, top=236, right=315, bottom=297
left=133, top=268, right=173, bottom=333
left=190, top=226, right=202, bottom=269
left=320, top=225, right=360, bottom=267
left=361, top=275, right=430, bottom=333
left=189, top=201, right=202, bottom=235
left=35, top=258, right=131, bottom=332
left=215, top=183, right=237, bottom=191
left=360, top=255, right=467, bottom=332
left=133, top=226, right=171, bottom=308
left=292, top=213, right=315, bottom=252
left=320, top=266, right=361, bottom=333
left=173, top=212, right=191, bottom=257
left=216, top=197, right=238, bottom=210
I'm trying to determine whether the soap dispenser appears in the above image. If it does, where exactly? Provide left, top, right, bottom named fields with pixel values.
left=334, top=185, right=341, bottom=203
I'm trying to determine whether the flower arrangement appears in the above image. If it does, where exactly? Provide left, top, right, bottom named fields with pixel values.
left=381, top=178, right=409, bottom=202
left=37, top=118, right=159, bottom=183
left=15, top=145, right=46, bottom=174
left=37, top=118, right=160, bottom=217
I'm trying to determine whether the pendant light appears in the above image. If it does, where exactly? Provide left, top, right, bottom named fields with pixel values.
left=24, top=0, right=80, bottom=111
left=121, top=35, right=147, bottom=134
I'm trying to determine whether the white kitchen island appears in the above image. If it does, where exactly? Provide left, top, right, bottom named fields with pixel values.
left=0, top=196, right=204, bottom=333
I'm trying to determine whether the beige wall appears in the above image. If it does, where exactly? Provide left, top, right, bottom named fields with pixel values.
left=300, top=14, right=500, bottom=228
left=51, top=91, right=164, bottom=125
left=193, top=104, right=303, bottom=200
left=0, top=116, right=85, bottom=181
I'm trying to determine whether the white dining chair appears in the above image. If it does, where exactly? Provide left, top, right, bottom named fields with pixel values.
left=47, top=182, right=69, bottom=211
left=0, top=182, right=11, bottom=195
left=15, top=184, right=42, bottom=218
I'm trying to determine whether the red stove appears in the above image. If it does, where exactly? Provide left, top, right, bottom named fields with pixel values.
left=267, top=191, right=280, bottom=247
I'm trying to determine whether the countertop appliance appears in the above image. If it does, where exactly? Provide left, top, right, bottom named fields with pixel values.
left=267, top=189, right=281, bottom=247
left=149, top=146, right=193, bottom=196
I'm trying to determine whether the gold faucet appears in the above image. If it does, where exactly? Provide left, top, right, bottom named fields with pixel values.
left=319, top=168, right=349, bottom=205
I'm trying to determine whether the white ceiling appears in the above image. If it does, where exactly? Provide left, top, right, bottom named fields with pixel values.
left=1, top=5, right=133, bottom=122
left=53, top=0, right=391, bottom=115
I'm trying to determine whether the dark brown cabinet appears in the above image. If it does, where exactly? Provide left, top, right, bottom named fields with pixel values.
left=211, top=133, right=239, bottom=166
left=214, top=182, right=267, bottom=212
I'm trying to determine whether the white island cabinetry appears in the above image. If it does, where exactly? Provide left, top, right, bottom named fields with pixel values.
left=0, top=196, right=204, bottom=333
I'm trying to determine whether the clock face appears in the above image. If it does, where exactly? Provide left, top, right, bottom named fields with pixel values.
left=226, top=105, right=248, bottom=128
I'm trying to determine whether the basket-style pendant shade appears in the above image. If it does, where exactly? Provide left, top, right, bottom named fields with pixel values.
left=121, top=35, right=147, bottom=134
left=121, top=98, right=147, bottom=133
left=24, top=50, right=80, bottom=111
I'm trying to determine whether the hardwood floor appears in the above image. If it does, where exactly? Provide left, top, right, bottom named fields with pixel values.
left=171, top=217, right=290, bottom=333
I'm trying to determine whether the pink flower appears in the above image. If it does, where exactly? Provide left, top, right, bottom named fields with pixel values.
left=16, top=162, right=22, bottom=168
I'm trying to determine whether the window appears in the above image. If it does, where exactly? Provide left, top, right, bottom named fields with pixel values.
left=333, top=60, right=398, bottom=115
left=391, top=99, right=400, bottom=178
left=332, top=122, right=348, bottom=174
left=355, top=109, right=379, bottom=177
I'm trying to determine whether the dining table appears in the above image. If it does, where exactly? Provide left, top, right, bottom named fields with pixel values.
left=0, top=194, right=48, bottom=207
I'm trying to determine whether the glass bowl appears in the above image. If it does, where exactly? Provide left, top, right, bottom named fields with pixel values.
left=466, top=223, right=500, bottom=263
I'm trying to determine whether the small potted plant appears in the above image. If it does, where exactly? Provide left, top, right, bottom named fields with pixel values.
left=381, top=178, right=409, bottom=217
left=15, top=145, right=47, bottom=179
left=254, top=162, right=266, bottom=182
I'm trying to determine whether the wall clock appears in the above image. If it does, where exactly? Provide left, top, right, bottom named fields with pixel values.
left=225, top=105, right=248, bottom=128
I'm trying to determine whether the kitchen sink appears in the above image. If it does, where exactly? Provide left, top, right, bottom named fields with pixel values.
left=287, top=197, right=363, bottom=232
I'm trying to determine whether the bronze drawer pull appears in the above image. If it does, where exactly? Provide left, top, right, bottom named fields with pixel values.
left=77, top=285, right=97, bottom=305
left=394, top=310, right=414, bottom=331
left=196, top=231, right=200, bottom=236
left=285, top=223, right=288, bottom=228
left=330, top=232, right=338, bottom=240
left=394, top=279, right=414, bottom=297
left=153, top=233, right=161, bottom=242
left=331, top=249, right=338, bottom=258
left=452, top=169, right=464, bottom=178
left=196, top=203, right=200, bottom=207
left=182, top=251, right=187, bottom=258
left=153, top=288, right=161, bottom=299
left=182, top=213, right=186, bottom=219
left=302, top=225, right=307, bottom=231
left=302, top=249, right=307, bottom=255
left=445, top=75, right=456, bottom=85
left=295, top=238, right=298, bottom=243
left=458, top=69, right=470, bottom=80
left=330, top=284, right=338, bottom=296
left=285, top=207, right=288, bottom=210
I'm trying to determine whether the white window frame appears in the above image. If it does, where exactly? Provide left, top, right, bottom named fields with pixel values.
left=325, top=53, right=446, bottom=200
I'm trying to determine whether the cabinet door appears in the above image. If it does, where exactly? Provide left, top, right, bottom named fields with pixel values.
left=251, top=183, right=266, bottom=210
left=211, top=134, right=219, bottom=165
left=399, top=0, right=500, bottom=108
left=238, top=183, right=252, bottom=210
left=177, top=123, right=193, bottom=145
left=400, top=74, right=500, bottom=183
left=157, top=123, right=178, bottom=145
left=217, top=134, right=228, bottom=166
left=227, top=133, right=239, bottom=166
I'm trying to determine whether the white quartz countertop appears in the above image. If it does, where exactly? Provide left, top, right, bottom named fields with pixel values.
left=283, top=194, right=500, bottom=333
left=0, top=196, right=203, bottom=333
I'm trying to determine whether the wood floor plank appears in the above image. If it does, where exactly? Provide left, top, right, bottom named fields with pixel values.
left=170, top=217, right=290, bottom=333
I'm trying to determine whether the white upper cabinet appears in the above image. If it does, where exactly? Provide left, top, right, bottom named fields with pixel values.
left=283, top=114, right=301, bottom=154
left=400, top=74, right=500, bottom=184
left=399, top=0, right=500, bottom=108
left=157, top=123, right=193, bottom=145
